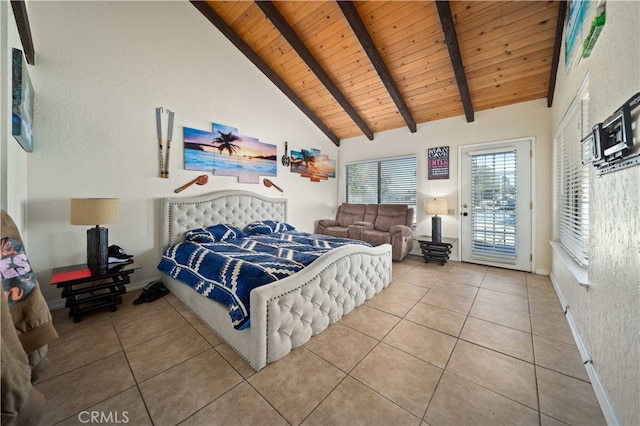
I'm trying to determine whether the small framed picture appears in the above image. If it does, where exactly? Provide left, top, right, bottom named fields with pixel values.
left=427, top=146, right=449, bottom=180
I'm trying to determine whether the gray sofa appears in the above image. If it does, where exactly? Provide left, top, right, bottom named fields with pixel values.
left=316, top=203, right=414, bottom=261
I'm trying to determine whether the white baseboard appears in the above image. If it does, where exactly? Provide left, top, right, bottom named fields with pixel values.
left=535, top=268, right=550, bottom=276
left=549, top=272, right=620, bottom=426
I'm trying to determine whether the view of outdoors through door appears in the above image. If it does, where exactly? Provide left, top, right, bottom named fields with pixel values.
left=471, top=151, right=517, bottom=259
left=460, top=139, right=532, bottom=271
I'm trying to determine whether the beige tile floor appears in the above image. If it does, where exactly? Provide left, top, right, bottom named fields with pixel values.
left=38, top=256, right=606, bottom=426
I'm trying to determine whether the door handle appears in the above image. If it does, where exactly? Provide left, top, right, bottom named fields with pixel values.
left=462, top=212, right=468, bottom=216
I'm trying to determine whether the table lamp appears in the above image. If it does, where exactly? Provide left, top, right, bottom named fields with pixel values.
left=425, top=198, right=448, bottom=242
left=70, top=198, right=120, bottom=269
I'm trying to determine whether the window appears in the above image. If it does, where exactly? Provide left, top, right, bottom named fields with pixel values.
left=345, top=156, right=417, bottom=223
left=471, top=149, right=518, bottom=260
left=553, top=76, right=589, bottom=267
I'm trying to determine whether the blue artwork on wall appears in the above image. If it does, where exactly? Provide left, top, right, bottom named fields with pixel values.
left=11, top=48, right=33, bottom=152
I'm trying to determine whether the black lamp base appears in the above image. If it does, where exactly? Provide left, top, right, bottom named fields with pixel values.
left=87, top=226, right=108, bottom=269
left=431, top=215, right=442, bottom=243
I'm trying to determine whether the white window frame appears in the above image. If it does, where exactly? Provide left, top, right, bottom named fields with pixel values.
left=344, top=155, right=417, bottom=224
left=552, top=75, right=590, bottom=282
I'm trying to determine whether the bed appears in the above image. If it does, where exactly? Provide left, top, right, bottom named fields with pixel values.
left=159, top=190, right=392, bottom=371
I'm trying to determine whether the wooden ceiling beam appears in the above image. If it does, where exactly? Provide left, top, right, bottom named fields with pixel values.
left=10, top=1, right=35, bottom=65
left=338, top=1, right=417, bottom=133
left=435, top=0, right=474, bottom=122
left=190, top=1, right=340, bottom=146
left=547, top=0, right=566, bottom=108
left=256, top=1, right=374, bottom=141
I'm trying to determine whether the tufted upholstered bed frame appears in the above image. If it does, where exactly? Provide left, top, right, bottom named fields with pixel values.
left=160, top=190, right=392, bottom=371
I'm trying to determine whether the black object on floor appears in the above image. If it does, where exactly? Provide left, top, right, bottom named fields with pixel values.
left=133, top=281, right=170, bottom=305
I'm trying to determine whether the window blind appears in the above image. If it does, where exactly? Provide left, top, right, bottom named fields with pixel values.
left=470, top=150, right=518, bottom=260
left=554, top=79, right=590, bottom=267
left=346, top=156, right=417, bottom=222
left=345, top=162, right=378, bottom=203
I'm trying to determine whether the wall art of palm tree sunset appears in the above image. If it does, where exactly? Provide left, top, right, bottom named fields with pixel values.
left=184, top=123, right=277, bottom=183
left=290, top=148, right=336, bottom=182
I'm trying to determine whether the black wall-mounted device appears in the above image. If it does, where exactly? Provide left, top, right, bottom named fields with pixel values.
left=582, top=92, right=639, bottom=174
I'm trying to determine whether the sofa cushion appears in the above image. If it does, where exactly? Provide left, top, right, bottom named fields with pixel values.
left=364, top=204, right=378, bottom=223
left=322, top=226, right=350, bottom=239
left=361, top=229, right=391, bottom=246
left=336, top=203, right=366, bottom=227
left=374, top=205, right=409, bottom=232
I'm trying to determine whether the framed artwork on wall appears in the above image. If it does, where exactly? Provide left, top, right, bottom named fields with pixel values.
left=289, top=147, right=335, bottom=182
left=565, top=0, right=592, bottom=74
left=11, top=48, right=34, bottom=152
left=183, top=122, right=277, bottom=184
left=427, top=146, right=449, bottom=180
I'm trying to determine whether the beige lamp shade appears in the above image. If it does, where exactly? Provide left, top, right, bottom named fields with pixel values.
left=425, top=199, right=448, bottom=216
left=70, top=198, right=120, bottom=225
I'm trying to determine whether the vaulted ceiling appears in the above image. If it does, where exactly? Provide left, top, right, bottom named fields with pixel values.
left=11, top=1, right=565, bottom=146
left=194, top=1, right=565, bottom=146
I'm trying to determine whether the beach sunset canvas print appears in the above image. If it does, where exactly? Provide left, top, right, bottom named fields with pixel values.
left=290, top=147, right=336, bottom=182
left=183, top=123, right=277, bottom=183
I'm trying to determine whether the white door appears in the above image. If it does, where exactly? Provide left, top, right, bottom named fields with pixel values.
left=460, top=139, right=532, bottom=271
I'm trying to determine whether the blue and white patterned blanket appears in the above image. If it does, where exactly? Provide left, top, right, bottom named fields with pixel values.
left=157, top=231, right=371, bottom=329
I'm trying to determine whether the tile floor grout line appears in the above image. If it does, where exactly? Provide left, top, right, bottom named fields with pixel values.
left=413, top=262, right=482, bottom=421
left=243, top=374, right=293, bottom=426
left=527, top=281, right=544, bottom=423
left=50, top=385, right=142, bottom=426
left=337, top=359, right=423, bottom=425
left=110, top=300, right=157, bottom=424
left=42, top=260, right=603, bottom=425
left=431, top=267, right=546, bottom=419
left=178, top=379, right=252, bottom=426
left=425, top=265, right=494, bottom=421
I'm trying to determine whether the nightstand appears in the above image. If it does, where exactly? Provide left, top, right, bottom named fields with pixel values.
left=416, top=235, right=456, bottom=265
left=51, top=261, right=140, bottom=322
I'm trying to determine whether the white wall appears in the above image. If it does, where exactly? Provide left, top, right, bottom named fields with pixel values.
left=12, top=1, right=338, bottom=305
left=549, top=1, right=640, bottom=424
left=339, top=99, right=552, bottom=273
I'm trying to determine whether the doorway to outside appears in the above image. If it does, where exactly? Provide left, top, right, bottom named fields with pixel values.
left=459, top=138, right=533, bottom=272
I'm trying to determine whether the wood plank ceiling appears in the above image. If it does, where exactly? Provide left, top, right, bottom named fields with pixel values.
left=194, top=1, right=563, bottom=145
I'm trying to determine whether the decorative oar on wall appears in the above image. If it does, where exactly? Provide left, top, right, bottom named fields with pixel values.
left=263, top=178, right=283, bottom=193
left=155, top=107, right=175, bottom=178
left=174, top=175, right=208, bottom=193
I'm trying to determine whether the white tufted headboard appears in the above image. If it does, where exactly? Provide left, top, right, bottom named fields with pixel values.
left=161, top=190, right=287, bottom=248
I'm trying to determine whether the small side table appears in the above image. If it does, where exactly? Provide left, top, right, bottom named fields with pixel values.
left=51, top=261, right=140, bottom=322
left=416, top=236, right=456, bottom=265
